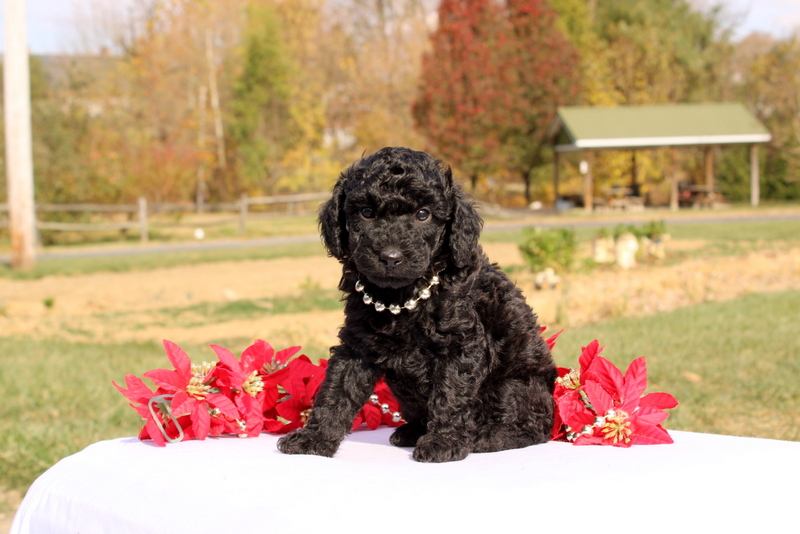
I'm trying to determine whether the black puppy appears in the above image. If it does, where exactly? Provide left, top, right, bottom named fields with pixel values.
left=277, top=147, right=556, bottom=462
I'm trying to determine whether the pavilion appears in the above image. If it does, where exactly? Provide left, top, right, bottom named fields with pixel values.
left=546, top=102, right=772, bottom=212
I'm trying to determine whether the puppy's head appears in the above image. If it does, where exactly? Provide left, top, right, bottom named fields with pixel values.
left=319, top=147, right=482, bottom=289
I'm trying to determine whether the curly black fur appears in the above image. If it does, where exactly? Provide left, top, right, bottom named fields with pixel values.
left=277, top=147, right=557, bottom=463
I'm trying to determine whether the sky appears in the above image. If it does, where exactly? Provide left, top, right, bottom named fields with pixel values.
left=0, top=0, right=799, bottom=54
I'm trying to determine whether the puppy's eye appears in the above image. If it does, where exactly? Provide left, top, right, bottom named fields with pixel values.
left=415, top=209, right=431, bottom=222
left=360, top=207, right=376, bottom=220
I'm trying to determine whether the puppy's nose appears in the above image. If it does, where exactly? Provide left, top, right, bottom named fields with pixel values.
left=380, top=248, right=404, bottom=269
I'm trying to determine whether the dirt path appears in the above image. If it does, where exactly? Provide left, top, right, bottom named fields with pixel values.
left=2, top=242, right=799, bottom=349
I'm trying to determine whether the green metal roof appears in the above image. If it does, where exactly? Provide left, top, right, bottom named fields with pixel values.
left=549, top=103, right=771, bottom=151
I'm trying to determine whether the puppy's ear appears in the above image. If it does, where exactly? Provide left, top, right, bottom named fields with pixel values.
left=444, top=166, right=483, bottom=269
left=319, top=170, right=350, bottom=260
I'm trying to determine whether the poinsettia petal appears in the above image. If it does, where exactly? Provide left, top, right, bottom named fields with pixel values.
left=578, top=340, right=604, bottom=374
left=640, top=392, right=679, bottom=410
left=557, top=391, right=596, bottom=434
left=143, top=369, right=185, bottom=392
left=544, top=329, right=563, bottom=351
left=206, top=393, right=240, bottom=419
left=210, top=344, right=241, bottom=373
left=263, top=418, right=288, bottom=433
left=583, top=380, right=614, bottom=415
left=191, top=402, right=210, bottom=440
left=170, top=392, right=196, bottom=417
left=275, top=346, right=302, bottom=366
left=632, top=405, right=671, bottom=427
left=144, top=418, right=167, bottom=447
left=621, top=357, right=648, bottom=410
left=584, top=356, right=624, bottom=400
left=113, top=374, right=154, bottom=404
left=632, top=422, right=674, bottom=445
left=363, top=403, right=382, bottom=430
left=241, top=340, right=270, bottom=373
left=162, top=340, right=192, bottom=380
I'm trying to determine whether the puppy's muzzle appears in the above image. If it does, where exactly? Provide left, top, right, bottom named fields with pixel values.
left=379, top=247, right=404, bottom=270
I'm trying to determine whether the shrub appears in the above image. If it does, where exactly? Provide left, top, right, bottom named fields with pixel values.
left=519, top=227, right=578, bottom=273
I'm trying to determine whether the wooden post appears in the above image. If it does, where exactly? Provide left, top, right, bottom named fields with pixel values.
left=705, top=146, right=714, bottom=191
left=239, top=193, right=248, bottom=235
left=670, top=147, right=679, bottom=211
left=583, top=151, right=594, bottom=213
left=138, top=197, right=148, bottom=243
left=553, top=151, right=560, bottom=208
left=750, top=144, right=760, bottom=207
left=3, top=0, right=36, bottom=270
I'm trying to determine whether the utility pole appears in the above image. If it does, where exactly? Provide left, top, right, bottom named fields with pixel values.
left=4, top=0, right=36, bottom=270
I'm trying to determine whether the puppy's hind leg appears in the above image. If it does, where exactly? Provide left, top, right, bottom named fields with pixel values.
left=471, top=419, right=551, bottom=453
left=389, top=420, right=427, bottom=447
left=472, top=378, right=554, bottom=453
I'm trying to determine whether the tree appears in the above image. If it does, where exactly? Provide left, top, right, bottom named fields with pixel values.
left=412, top=0, right=507, bottom=189
left=227, top=3, right=300, bottom=195
left=498, top=0, right=582, bottom=202
left=413, top=0, right=579, bottom=200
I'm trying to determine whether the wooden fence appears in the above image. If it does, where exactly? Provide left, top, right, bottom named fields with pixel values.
left=0, top=192, right=331, bottom=243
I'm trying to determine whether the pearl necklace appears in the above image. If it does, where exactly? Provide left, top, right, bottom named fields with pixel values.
left=354, top=273, right=441, bottom=315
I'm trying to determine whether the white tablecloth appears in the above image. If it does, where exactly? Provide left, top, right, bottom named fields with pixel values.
left=11, top=429, right=799, bottom=533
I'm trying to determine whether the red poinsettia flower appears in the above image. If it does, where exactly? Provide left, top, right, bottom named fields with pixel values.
left=143, top=340, right=240, bottom=441
left=268, top=356, right=329, bottom=433
left=353, top=378, right=404, bottom=430
left=552, top=340, right=678, bottom=446
left=250, top=340, right=299, bottom=415
left=210, top=343, right=270, bottom=437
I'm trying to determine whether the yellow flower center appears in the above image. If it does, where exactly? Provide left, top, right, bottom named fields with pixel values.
left=243, top=370, right=264, bottom=397
left=601, top=410, right=632, bottom=444
left=186, top=361, right=216, bottom=399
left=556, top=368, right=581, bottom=390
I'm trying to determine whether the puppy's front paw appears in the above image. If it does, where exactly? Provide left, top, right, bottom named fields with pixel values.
left=277, top=429, right=339, bottom=457
left=412, top=433, right=470, bottom=463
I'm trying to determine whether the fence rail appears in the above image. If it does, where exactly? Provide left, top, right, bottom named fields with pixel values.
left=0, top=192, right=331, bottom=243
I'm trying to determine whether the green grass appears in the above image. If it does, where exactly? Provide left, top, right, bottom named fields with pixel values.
left=483, top=218, right=800, bottom=245
left=551, top=289, right=800, bottom=442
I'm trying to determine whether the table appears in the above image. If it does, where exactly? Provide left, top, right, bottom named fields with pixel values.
left=11, top=429, right=799, bottom=533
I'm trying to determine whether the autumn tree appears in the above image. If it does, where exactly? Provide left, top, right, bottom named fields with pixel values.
left=413, top=0, right=579, bottom=200
left=499, top=0, right=581, bottom=202
left=413, top=0, right=509, bottom=189
left=227, top=3, right=300, bottom=195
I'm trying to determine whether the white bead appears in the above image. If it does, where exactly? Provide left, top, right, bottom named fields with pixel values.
left=355, top=280, right=365, bottom=292
left=363, top=293, right=373, bottom=305
left=389, top=303, right=401, bottom=315
left=404, top=299, right=418, bottom=310
left=392, top=412, right=402, bottom=422
left=418, top=287, right=431, bottom=300
left=380, top=403, right=390, bottom=414
left=374, top=301, right=385, bottom=312
left=369, top=394, right=379, bottom=404
left=431, top=275, right=440, bottom=285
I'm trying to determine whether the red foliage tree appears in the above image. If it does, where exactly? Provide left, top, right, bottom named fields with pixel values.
left=500, top=0, right=581, bottom=202
left=413, top=0, right=581, bottom=201
left=412, top=0, right=508, bottom=189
